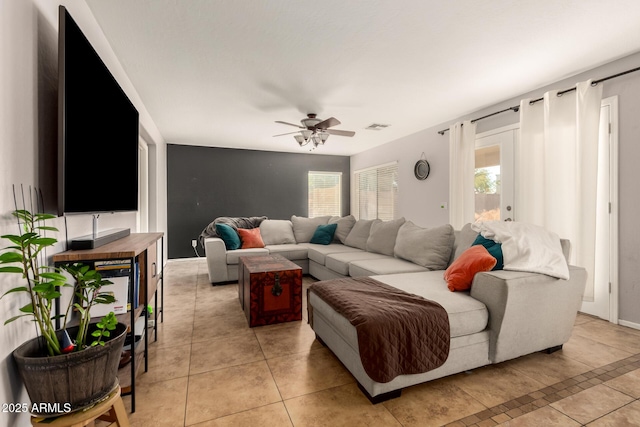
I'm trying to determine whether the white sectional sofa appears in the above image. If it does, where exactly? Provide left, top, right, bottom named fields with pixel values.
left=202, top=215, right=587, bottom=402
left=203, top=215, right=458, bottom=283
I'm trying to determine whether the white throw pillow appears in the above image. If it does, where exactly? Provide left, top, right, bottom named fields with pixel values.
left=259, top=220, right=296, bottom=245
left=394, top=222, right=454, bottom=270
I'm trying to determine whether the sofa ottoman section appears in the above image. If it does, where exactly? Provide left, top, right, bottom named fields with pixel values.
left=309, top=287, right=491, bottom=400
left=372, top=271, right=489, bottom=337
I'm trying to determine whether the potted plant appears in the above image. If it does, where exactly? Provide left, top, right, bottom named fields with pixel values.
left=0, top=209, right=127, bottom=416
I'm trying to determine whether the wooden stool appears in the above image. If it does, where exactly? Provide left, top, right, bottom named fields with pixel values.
left=31, top=386, right=129, bottom=427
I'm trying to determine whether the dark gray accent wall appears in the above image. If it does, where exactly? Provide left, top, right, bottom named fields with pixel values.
left=167, top=144, right=350, bottom=258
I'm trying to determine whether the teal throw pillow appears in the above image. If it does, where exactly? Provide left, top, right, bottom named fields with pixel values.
left=215, top=223, right=241, bottom=250
left=471, top=235, right=504, bottom=270
left=310, top=223, right=338, bottom=245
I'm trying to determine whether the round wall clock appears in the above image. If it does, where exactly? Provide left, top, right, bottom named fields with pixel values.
left=414, top=158, right=430, bottom=180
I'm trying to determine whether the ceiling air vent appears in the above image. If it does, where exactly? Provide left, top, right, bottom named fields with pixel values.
left=365, top=123, right=390, bottom=131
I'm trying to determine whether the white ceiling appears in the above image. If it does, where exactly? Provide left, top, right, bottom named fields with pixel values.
left=86, top=0, right=640, bottom=156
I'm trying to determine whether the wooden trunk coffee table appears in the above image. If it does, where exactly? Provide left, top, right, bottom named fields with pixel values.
left=238, top=254, right=303, bottom=327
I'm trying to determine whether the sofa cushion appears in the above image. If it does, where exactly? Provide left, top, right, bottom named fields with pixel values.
left=291, top=215, right=331, bottom=243
left=444, top=245, right=497, bottom=292
left=237, top=228, right=265, bottom=249
left=215, top=223, right=241, bottom=250
left=260, top=220, right=296, bottom=245
left=373, top=271, right=489, bottom=338
left=329, top=215, right=357, bottom=244
left=303, top=243, right=364, bottom=265
left=310, top=224, right=338, bottom=245
left=325, top=251, right=389, bottom=276
left=265, top=244, right=308, bottom=261
left=349, top=257, right=429, bottom=277
left=226, top=248, right=269, bottom=265
left=394, top=222, right=454, bottom=270
left=366, top=217, right=406, bottom=256
left=343, top=219, right=375, bottom=250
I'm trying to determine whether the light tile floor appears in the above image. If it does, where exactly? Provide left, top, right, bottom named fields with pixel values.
left=113, top=258, right=640, bottom=426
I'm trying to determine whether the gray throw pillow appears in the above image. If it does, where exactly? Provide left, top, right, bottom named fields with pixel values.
left=328, top=215, right=357, bottom=244
left=259, top=220, right=296, bottom=245
left=291, top=215, right=331, bottom=243
left=394, top=222, right=454, bottom=270
left=366, top=217, right=406, bottom=256
left=343, top=219, right=375, bottom=250
left=450, top=223, right=479, bottom=264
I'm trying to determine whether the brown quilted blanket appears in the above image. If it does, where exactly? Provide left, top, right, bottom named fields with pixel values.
left=309, top=276, right=450, bottom=383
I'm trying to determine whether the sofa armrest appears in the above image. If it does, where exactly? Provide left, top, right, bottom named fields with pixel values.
left=204, top=237, right=229, bottom=283
left=470, top=265, right=586, bottom=363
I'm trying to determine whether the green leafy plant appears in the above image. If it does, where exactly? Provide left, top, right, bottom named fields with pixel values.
left=90, top=312, right=118, bottom=347
left=0, top=209, right=117, bottom=356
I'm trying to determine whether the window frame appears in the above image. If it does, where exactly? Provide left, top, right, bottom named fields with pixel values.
left=308, top=171, right=342, bottom=217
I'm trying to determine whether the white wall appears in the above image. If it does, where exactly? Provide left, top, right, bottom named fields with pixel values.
left=351, top=127, right=451, bottom=228
left=0, top=2, right=165, bottom=425
left=351, top=51, right=640, bottom=326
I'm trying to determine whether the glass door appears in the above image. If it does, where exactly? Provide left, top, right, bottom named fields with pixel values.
left=474, top=127, right=516, bottom=222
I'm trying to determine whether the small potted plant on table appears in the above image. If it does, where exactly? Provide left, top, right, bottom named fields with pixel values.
left=0, top=210, right=127, bottom=417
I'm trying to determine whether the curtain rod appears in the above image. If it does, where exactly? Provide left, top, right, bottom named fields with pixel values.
left=437, top=65, right=640, bottom=135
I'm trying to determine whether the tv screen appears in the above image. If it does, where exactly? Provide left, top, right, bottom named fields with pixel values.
left=58, top=6, right=139, bottom=215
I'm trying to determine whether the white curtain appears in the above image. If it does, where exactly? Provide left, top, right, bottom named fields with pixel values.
left=517, top=80, right=602, bottom=301
left=449, top=120, right=477, bottom=229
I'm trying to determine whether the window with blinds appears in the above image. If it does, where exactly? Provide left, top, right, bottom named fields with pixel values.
left=308, top=171, right=342, bottom=217
left=353, top=162, right=398, bottom=220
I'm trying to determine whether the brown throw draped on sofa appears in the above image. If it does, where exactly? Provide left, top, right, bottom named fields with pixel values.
left=309, top=276, right=450, bottom=383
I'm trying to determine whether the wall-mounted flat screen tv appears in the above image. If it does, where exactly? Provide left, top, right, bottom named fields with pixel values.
left=58, top=6, right=139, bottom=215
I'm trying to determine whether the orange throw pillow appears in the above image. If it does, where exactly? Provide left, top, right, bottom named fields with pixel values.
left=237, top=228, right=265, bottom=249
left=444, top=245, right=497, bottom=292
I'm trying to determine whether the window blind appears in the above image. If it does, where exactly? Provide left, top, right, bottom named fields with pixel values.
left=308, top=172, right=342, bottom=217
left=354, top=162, right=398, bottom=220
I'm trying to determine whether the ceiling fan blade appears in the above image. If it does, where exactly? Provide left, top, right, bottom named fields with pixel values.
left=315, top=117, right=341, bottom=129
left=275, top=120, right=304, bottom=129
left=272, top=131, right=300, bottom=137
left=326, top=129, right=356, bottom=137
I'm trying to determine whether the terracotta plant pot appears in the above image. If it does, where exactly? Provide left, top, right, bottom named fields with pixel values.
left=12, top=322, right=127, bottom=417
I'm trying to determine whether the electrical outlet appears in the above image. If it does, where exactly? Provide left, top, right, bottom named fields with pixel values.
left=440, top=202, right=448, bottom=209
left=191, top=239, right=197, bottom=248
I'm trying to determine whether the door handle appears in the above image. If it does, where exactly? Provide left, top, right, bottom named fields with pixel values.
left=504, top=218, right=512, bottom=221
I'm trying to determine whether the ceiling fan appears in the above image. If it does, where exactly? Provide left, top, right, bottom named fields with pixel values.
left=273, top=114, right=356, bottom=148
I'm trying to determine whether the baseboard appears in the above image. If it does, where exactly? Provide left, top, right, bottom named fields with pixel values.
left=618, top=319, right=640, bottom=330
left=168, top=257, right=203, bottom=263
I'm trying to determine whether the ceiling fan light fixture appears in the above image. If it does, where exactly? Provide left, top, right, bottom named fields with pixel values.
left=294, top=134, right=307, bottom=147
left=275, top=114, right=354, bottom=150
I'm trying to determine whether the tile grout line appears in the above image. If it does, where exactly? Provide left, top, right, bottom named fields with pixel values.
left=183, top=263, right=207, bottom=426
left=446, top=352, right=640, bottom=426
